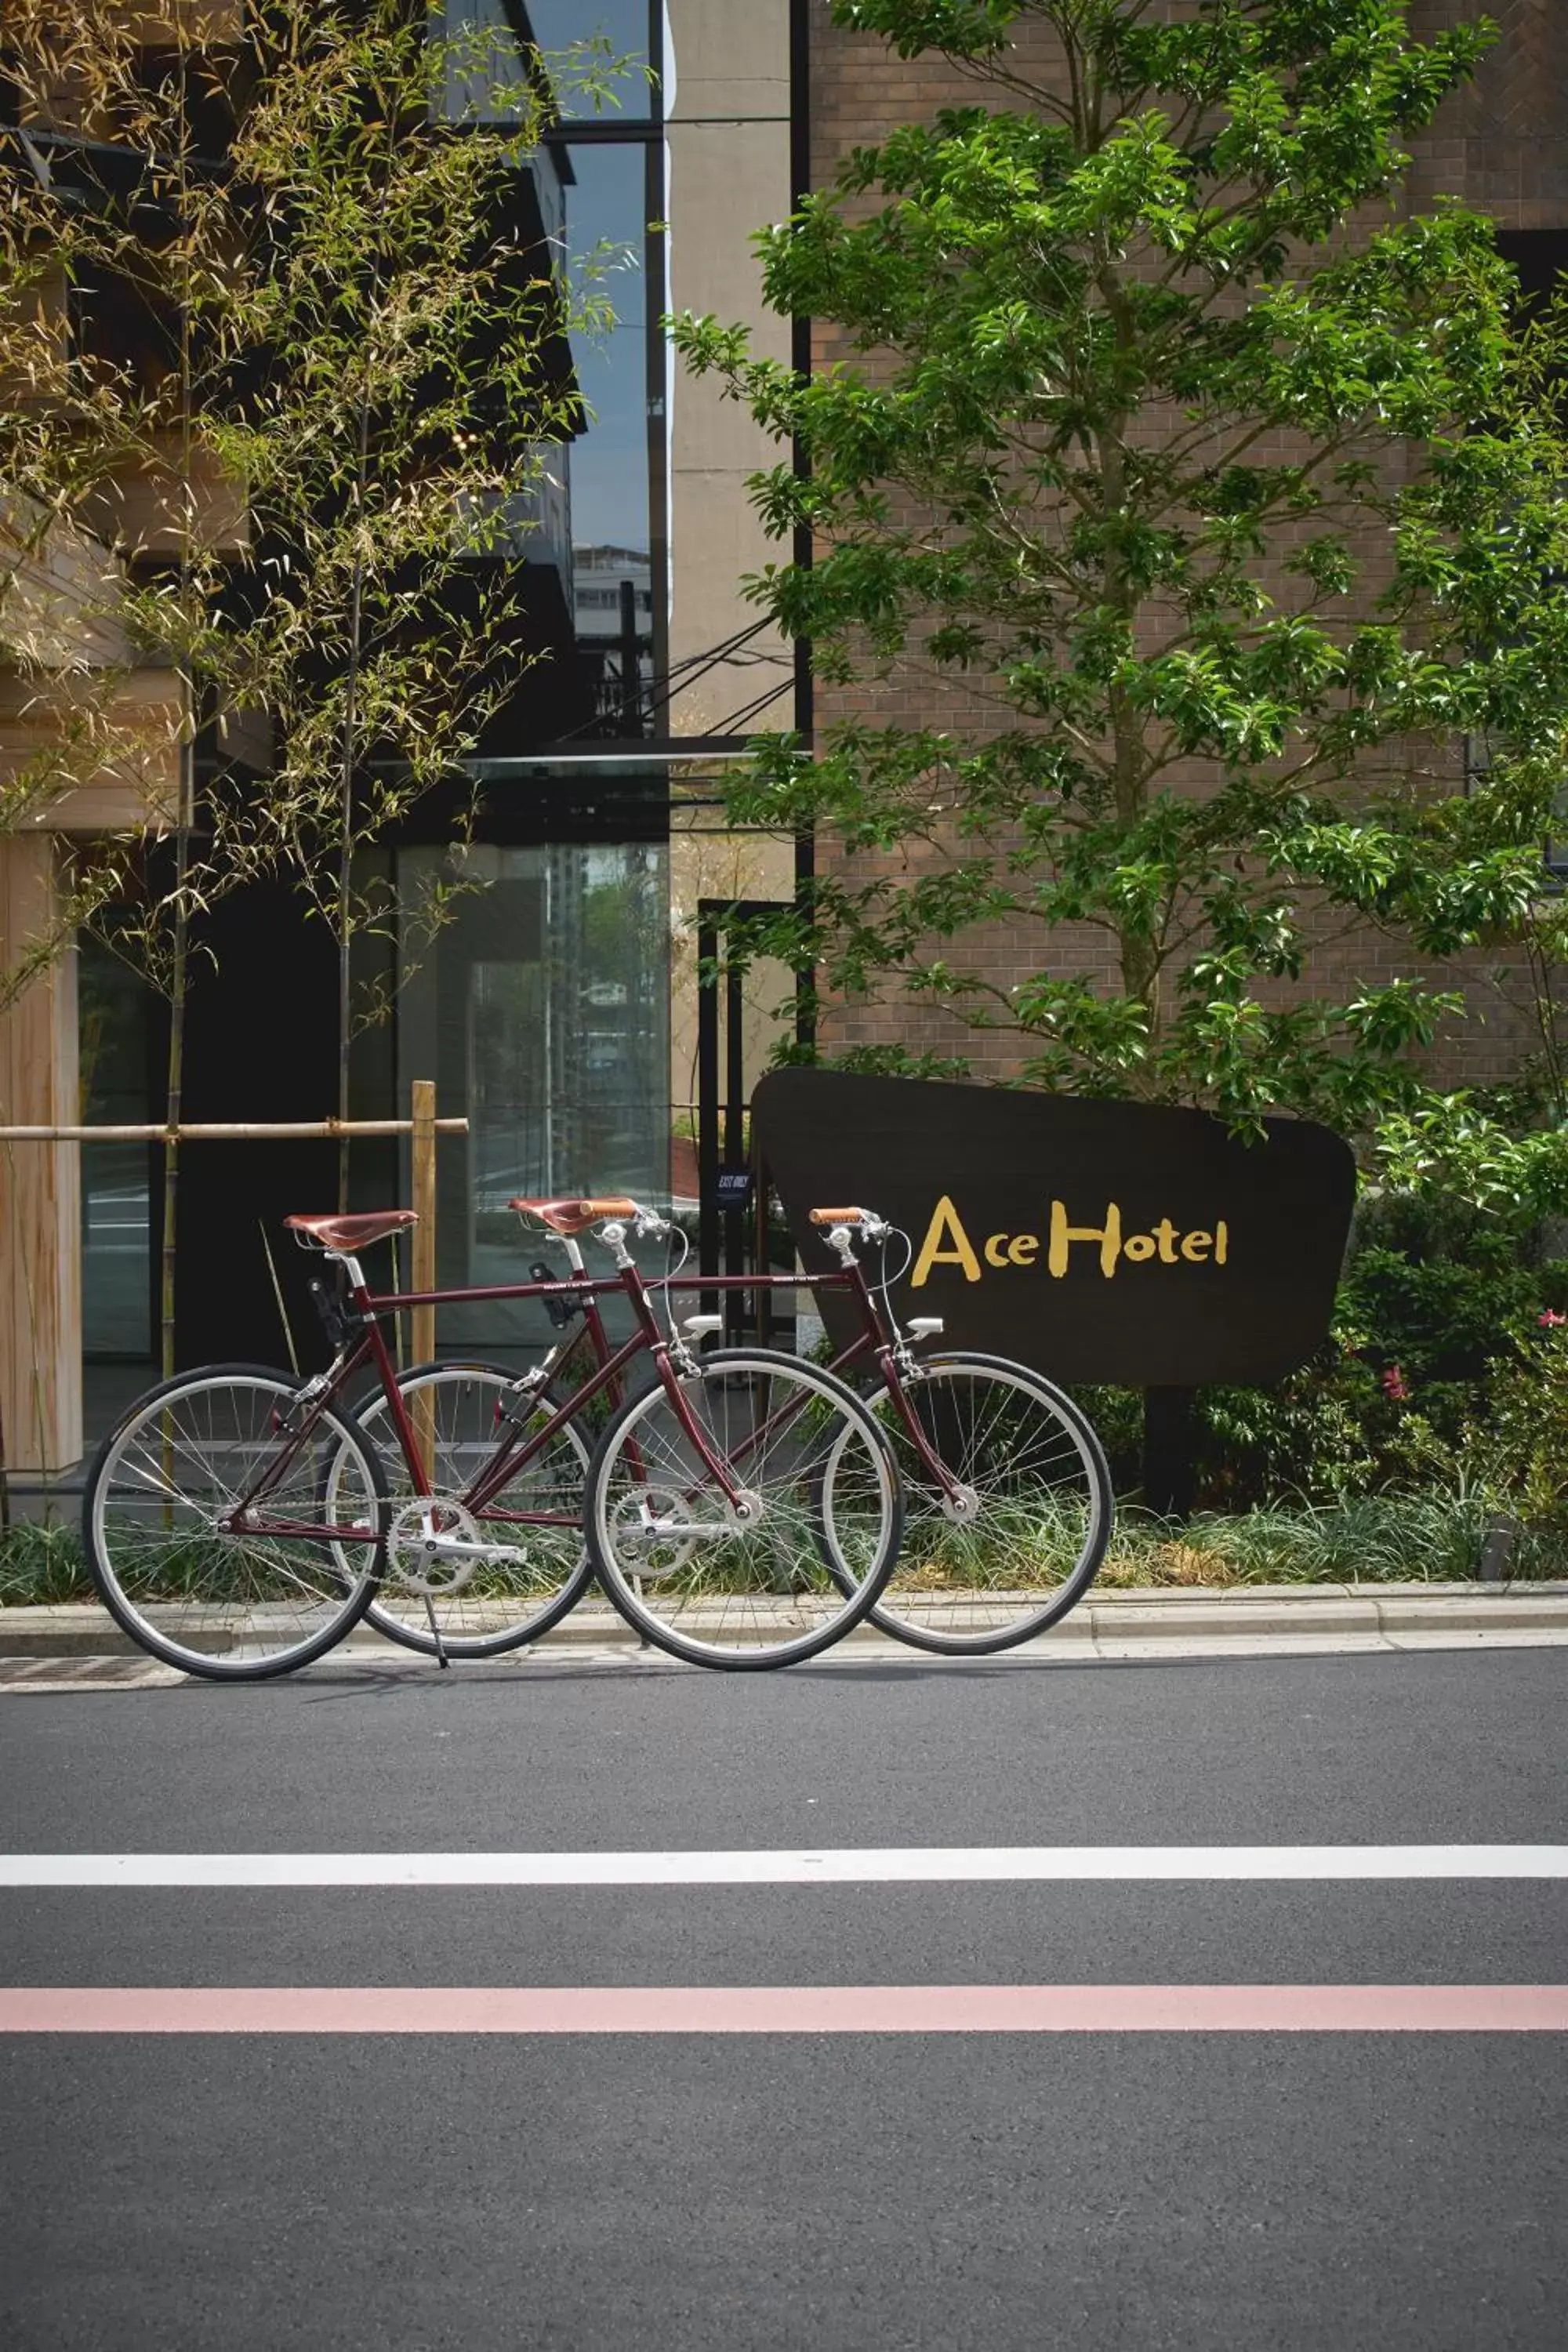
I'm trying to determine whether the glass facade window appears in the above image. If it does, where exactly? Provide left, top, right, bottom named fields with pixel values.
left=443, top=5, right=667, bottom=744
left=414, top=9, right=675, bottom=1353
left=445, top=5, right=654, bottom=126
left=396, top=833, right=670, bottom=1354
left=565, top=137, right=661, bottom=734
left=564, top=142, right=650, bottom=560
left=523, top=2, right=655, bottom=119
left=440, top=1, right=544, bottom=128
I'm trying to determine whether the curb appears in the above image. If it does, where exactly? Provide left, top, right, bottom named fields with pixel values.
left=3, top=1582, right=1567, bottom=1660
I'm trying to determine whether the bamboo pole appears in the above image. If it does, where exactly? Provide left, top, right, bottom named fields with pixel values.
left=0, top=1120, right=467, bottom=1141
left=408, top=1079, right=438, bottom=1490
left=0, top=1105, right=464, bottom=1489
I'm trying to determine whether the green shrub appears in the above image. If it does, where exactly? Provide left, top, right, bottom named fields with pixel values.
left=1070, top=1189, right=1568, bottom=1513
left=1339, top=1191, right=1568, bottom=1433
left=1192, top=1356, right=1377, bottom=1508
left=1102, top=1494, right=1561, bottom=1584
left=1062, top=1382, right=1144, bottom=1490
left=1460, top=1318, right=1568, bottom=1534
left=0, top=1522, right=91, bottom=1606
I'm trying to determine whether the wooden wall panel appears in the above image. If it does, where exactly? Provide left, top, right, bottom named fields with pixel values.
left=0, top=835, right=82, bottom=1472
left=0, top=670, right=184, bottom=833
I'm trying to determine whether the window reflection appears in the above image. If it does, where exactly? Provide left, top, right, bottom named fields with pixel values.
left=441, top=5, right=653, bottom=123
left=440, top=6, right=663, bottom=742
left=524, top=2, right=654, bottom=118
left=565, top=142, right=655, bottom=732
left=564, top=145, right=648, bottom=554
left=397, top=838, right=670, bottom=1352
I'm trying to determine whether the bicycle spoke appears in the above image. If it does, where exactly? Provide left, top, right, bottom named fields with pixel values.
left=588, top=1352, right=901, bottom=1668
left=852, top=1357, right=1112, bottom=1653
left=85, top=1371, right=383, bottom=1679
left=347, top=1365, right=593, bottom=1657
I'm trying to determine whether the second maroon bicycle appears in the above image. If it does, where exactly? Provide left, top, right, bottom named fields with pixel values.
left=345, top=1196, right=1112, bottom=1664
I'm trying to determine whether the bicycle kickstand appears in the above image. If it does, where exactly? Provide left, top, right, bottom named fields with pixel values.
left=423, top=1595, right=451, bottom=1669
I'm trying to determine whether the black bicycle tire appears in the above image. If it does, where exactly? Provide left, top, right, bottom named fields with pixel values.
left=857, top=1351, right=1112, bottom=1655
left=583, top=1346, right=904, bottom=1670
left=353, top=1361, right=596, bottom=1657
left=82, top=1362, right=388, bottom=1681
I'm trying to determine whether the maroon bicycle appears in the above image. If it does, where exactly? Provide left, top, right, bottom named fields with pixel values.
left=79, top=1197, right=904, bottom=1679
left=348, top=1200, right=1112, bottom=1664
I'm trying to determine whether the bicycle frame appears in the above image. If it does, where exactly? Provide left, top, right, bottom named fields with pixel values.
left=354, top=1236, right=967, bottom=1519
left=222, top=1217, right=960, bottom=1548
left=670, top=1257, right=969, bottom=1505
left=214, top=1250, right=731, bottom=1544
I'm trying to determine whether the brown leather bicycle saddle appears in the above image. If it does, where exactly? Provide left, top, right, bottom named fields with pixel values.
left=284, top=1210, right=419, bottom=1250
left=510, top=1196, right=637, bottom=1236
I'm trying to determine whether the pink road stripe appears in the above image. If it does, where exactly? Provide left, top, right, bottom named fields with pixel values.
left=2, top=1986, right=1567, bottom=2034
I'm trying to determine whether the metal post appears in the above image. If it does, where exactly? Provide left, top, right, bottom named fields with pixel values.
left=619, top=577, right=641, bottom=732
left=409, top=1079, right=437, bottom=1487
left=697, top=920, right=720, bottom=1320
left=724, top=960, right=747, bottom=1339
left=1142, top=1386, right=1196, bottom=1522
left=754, top=1154, right=774, bottom=1350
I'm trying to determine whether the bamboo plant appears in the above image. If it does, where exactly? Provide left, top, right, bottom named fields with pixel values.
left=2, top=0, right=622, bottom=1374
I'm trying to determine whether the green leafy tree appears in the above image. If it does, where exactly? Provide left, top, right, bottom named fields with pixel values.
left=676, top=0, right=1568, bottom=1150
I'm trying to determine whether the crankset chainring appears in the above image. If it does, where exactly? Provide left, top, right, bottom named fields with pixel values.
left=387, top=1495, right=491, bottom=1596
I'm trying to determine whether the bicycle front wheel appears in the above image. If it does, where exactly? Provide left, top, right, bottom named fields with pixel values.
left=585, top=1348, right=902, bottom=1668
left=840, top=1352, right=1112, bottom=1654
left=350, top=1362, right=594, bottom=1657
left=82, top=1364, right=387, bottom=1680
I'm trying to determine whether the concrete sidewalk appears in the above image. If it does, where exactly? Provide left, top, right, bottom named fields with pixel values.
left=2, top=1581, right=1566, bottom=1667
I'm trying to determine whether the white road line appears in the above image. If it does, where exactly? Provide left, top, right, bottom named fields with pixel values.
left=2, top=1846, right=1566, bottom=1888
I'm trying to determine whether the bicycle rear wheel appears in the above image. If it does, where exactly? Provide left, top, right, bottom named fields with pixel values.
left=349, top=1362, right=593, bottom=1657
left=585, top=1348, right=902, bottom=1668
left=82, top=1364, right=387, bottom=1680
left=835, top=1352, right=1112, bottom=1654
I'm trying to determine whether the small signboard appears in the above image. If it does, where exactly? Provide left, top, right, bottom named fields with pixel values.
left=712, top=1167, right=753, bottom=1213
left=752, top=1069, right=1356, bottom=1387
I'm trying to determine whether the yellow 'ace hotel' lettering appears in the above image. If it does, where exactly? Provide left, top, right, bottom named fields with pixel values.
left=909, top=1195, right=1228, bottom=1287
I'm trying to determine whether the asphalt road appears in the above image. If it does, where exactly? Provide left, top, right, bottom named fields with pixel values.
left=2, top=1648, right=1565, bottom=2350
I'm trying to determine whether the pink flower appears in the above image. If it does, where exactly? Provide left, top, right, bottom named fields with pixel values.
left=1381, top=1365, right=1410, bottom=1403
left=1539, top=1310, right=1566, bottom=1328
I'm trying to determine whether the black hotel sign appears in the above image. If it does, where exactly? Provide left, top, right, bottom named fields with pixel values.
left=752, top=1070, right=1356, bottom=1387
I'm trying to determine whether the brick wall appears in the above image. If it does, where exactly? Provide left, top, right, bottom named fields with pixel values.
left=804, top=2, right=1568, bottom=1098
left=1410, top=1, right=1568, bottom=228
